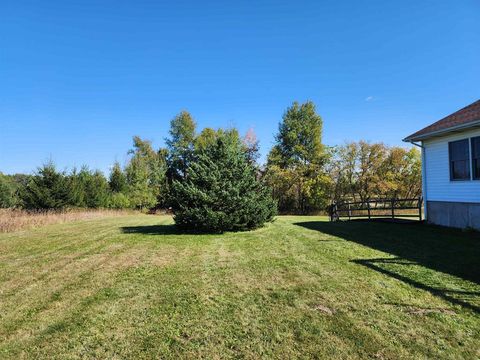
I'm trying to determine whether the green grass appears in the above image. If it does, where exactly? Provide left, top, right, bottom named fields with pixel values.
left=0, top=215, right=479, bottom=359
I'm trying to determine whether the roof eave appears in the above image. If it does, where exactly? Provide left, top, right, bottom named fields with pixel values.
left=403, top=119, right=480, bottom=143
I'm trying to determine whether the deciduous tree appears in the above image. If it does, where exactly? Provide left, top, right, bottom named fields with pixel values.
left=166, top=111, right=196, bottom=181
left=125, top=136, right=167, bottom=209
left=265, top=101, right=330, bottom=213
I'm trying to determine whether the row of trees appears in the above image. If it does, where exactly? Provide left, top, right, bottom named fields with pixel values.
left=264, top=102, right=421, bottom=213
left=328, top=142, right=421, bottom=204
left=0, top=101, right=422, bottom=215
left=0, top=137, right=169, bottom=210
left=0, top=111, right=265, bottom=212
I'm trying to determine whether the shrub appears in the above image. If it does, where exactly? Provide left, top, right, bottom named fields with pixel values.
left=171, top=130, right=277, bottom=232
left=108, top=192, right=131, bottom=209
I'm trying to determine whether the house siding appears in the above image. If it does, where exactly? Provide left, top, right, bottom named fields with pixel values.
left=423, top=128, right=480, bottom=203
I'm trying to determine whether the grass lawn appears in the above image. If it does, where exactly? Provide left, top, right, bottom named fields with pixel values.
left=0, top=215, right=479, bottom=359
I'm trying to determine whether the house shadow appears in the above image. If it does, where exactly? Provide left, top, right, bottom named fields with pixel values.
left=352, top=257, right=480, bottom=313
left=295, top=220, right=480, bottom=312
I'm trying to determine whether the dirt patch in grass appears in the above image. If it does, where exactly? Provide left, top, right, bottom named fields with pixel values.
left=311, top=304, right=336, bottom=315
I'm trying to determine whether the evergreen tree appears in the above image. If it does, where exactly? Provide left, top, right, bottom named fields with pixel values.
left=82, top=169, right=110, bottom=208
left=0, top=173, right=17, bottom=208
left=67, top=166, right=110, bottom=208
left=194, top=127, right=218, bottom=152
left=109, top=162, right=127, bottom=193
left=20, top=162, right=72, bottom=209
left=68, top=167, right=86, bottom=207
left=171, top=129, right=277, bottom=233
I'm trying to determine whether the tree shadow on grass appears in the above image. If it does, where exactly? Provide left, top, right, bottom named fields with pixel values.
left=121, top=224, right=183, bottom=235
left=295, top=220, right=480, bottom=312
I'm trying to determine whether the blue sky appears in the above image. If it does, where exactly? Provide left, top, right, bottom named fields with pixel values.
left=1, top=0, right=479, bottom=174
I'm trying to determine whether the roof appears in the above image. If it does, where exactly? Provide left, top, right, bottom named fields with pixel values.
left=403, top=99, right=480, bottom=142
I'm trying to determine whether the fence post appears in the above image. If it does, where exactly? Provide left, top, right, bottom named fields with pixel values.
left=418, top=196, right=422, bottom=221
left=391, top=198, right=395, bottom=219
left=348, top=203, right=351, bottom=220
left=367, top=201, right=371, bottom=220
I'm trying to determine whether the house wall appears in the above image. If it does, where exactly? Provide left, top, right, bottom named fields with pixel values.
left=423, top=128, right=480, bottom=229
left=427, top=201, right=480, bottom=229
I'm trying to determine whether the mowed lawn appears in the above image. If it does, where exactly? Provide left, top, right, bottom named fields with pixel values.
left=0, top=215, right=479, bottom=359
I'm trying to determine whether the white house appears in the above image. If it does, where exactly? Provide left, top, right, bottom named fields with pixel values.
left=403, top=99, right=480, bottom=230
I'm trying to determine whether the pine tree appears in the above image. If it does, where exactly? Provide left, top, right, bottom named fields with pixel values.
left=0, top=173, right=17, bottom=208
left=68, top=167, right=86, bottom=207
left=68, top=166, right=110, bottom=208
left=109, top=162, right=127, bottom=193
left=83, top=169, right=110, bottom=208
left=20, top=162, right=72, bottom=209
left=171, top=130, right=277, bottom=233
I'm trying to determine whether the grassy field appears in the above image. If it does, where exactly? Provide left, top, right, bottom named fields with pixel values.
left=0, top=215, right=479, bottom=359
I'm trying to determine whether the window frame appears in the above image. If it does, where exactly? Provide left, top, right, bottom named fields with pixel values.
left=448, top=138, right=471, bottom=181
left=471, top=136, right=480, bottom=180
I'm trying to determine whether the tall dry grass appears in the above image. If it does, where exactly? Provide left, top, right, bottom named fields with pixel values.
left=0, top=208, right=135, bottom=233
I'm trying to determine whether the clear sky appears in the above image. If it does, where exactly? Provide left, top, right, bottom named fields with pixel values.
left=1, top=0, right=479, bottom=174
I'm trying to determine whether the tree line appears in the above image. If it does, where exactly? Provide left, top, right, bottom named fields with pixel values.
left=0, top=101, right=421, bottom=215
left=264, top=102, right=421, bottom=213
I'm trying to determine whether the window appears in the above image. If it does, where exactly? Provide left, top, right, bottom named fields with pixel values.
left=449, top=139, right=470, bottom=180
left=472, top=136, right=480, bottom=180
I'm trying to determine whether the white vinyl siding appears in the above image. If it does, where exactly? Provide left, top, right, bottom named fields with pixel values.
left=423, top=128, right=480, bottom=203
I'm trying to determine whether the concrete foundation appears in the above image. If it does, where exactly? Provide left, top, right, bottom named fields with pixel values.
left=427, top=201, right=480, bottom=230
